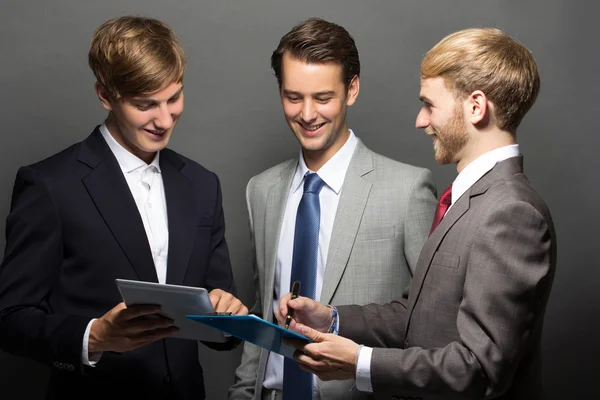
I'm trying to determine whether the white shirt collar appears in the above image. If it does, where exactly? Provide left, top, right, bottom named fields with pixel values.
left=291, top=129, right=358, bottom=195
left=451, top=144, right=520, bottom=205
left=99, top=123, right=161, bottom=174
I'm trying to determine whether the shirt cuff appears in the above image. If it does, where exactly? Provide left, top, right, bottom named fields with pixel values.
left=82, top=319, right=103, bottom=366
left=355, top=346, right=373, bottom=392
left=327, top=306, right=339, bottom=335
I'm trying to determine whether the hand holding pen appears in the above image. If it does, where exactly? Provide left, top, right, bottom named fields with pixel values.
left=284, top=280, right=301, bottom=330
left=278, top=281, right=335, bottom=333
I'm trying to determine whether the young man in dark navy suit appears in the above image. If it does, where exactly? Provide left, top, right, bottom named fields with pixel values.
left=0, top=15, right=247, bottom=400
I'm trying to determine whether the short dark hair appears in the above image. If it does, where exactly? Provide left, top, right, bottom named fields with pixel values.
left=271, top=17, right=360, bottom=89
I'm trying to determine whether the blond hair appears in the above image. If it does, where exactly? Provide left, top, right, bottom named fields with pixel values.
left=88, top=16, right=185, bottom=99
left=421, top=28, right=539, bottom=132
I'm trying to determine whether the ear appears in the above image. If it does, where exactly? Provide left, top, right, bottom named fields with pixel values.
left=94, top=83, right=113, bottom=111
left=346, top=75, right=360, bottom=107
left=466, top=90, right=488, bottom=125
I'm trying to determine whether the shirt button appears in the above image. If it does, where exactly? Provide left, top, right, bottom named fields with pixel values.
left=163, top=374, right=171, bottom=383
left=147, top=202, right=152, bottom=208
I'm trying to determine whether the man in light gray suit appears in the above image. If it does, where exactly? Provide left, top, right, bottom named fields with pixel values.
left=229, top=18, right=436, bottom=400
left=277, top=28, right=557, bottom=400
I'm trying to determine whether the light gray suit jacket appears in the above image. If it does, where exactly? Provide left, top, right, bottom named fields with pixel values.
left=338, top=156, right=557, bottom=400
left=229, top=139, right=437, bottom=399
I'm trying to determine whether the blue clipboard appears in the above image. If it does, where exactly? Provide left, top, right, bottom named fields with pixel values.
left=186, top=314, right=311, bottom=359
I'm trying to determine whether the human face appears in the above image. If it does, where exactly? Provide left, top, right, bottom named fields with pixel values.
left=280, top=53, right=359, bottom=170
left=416, top=77, right=468, bottom=165
left=97, top=81, right=184, bottom=163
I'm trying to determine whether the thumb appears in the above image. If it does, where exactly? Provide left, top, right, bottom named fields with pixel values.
left=300, top=324, right=326, bottom=343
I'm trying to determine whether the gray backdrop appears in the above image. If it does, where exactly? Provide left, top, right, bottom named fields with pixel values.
left=1, top=1, right=598, bottom=399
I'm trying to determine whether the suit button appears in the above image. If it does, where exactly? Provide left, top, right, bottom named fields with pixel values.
left=404, top=340, right=409, bottom=348
left=163, top=374, right=171, bottom=384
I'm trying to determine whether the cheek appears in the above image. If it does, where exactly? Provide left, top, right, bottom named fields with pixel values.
left=120, top=108, right=151, bottom=130
left=282, top=103, right=301, bottom=120
left=319, top=103, right=344, bottom=122
left=171, top=101, right=184, bottom=117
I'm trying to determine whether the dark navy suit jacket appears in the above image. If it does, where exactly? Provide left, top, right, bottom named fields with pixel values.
left=0, top=126, right=238, bottom=399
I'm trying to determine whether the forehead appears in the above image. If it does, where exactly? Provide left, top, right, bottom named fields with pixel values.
left=130, top=81, right=183, bottom=101
left=281, top=53, right=344, bottom=92
left=419, top=77, right=455, bottom=104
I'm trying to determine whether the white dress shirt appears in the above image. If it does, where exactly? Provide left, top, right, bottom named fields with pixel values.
left=81, top=123, right=170, bottom=366
left=355, top=144, right=521, bottom=392
left=263, top=130, right=358, bottom=391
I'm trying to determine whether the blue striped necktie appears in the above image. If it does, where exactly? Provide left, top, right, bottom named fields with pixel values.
left=283, top=172, right=324, bottom=400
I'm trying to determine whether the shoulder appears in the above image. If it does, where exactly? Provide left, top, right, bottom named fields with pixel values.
left=485, top=173, right=554, bottom=223
left=24, top=142, right=83, bottom=176
left=14, top=141, right=87, bottom=194
left=359, top=145, right=433, bottom=190
left=247, top=158, right=296, bottom=192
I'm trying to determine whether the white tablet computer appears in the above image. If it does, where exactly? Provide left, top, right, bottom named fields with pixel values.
left=115, top=279, right=227, bottom=343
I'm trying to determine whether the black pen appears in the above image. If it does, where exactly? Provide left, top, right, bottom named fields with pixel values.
left=284, top=280, right=301, bottom=330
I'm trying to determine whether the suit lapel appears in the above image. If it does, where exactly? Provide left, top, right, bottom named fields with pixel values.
left=161, top=150, right=198, bottom=285
left=404, top=156, right=524, bottom=331
left=320, top=142, right=373, bottom=304
left=405, top=193, right=470, bottom=320
left=79, top=128, right=158, bottom=283
left=263, top=160, right=296, bottom=318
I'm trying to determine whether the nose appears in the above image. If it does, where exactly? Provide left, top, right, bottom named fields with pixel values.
left=415, top=107, right=429, bottom=129
left=300, top=100, right=317, bottom=123
left=154, top=104, right=174, bottom=130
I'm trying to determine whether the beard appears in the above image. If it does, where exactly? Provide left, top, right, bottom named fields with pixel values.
left=426, top=106, right=469, bottom=165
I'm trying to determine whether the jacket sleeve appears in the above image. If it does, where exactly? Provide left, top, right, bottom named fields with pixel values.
left=229, top=176, right=264, bottom=399
left=341, top=196, right=555, bottom=398
left=0, top=166, right=89, bottom=369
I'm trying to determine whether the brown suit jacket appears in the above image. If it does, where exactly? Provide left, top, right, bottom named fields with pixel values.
left=338, top=156, right=557, bottom=400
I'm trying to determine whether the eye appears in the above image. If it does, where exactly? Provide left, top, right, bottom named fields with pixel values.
left=168, top=94, right=181, bottom=103
left=285, top=96, right=301, bottom=103
left=135, top=104, right=152, bottom=111
left=315, top=97, right=332, bottom=104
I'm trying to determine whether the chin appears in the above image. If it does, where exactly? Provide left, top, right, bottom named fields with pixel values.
left=299, top=137, right=328, bottom=153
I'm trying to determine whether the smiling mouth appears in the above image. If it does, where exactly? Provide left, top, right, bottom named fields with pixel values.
left=298, top=122, right=326, bottom=132
left=144, top=129, right=166, bottom=136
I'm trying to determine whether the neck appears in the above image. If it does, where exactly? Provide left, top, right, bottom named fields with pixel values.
left=456, top=128, right=516, bottom=173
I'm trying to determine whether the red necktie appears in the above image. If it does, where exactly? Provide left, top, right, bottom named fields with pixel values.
left=429, top=185, right=452, bottom=235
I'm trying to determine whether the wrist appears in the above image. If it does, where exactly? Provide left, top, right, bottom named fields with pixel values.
left=88, top=320, right=105, bottom=353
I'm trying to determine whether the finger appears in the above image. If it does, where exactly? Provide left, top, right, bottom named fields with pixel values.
left=119, top=304, right=162, bottom=321
left=128, top=326, right=180, bottom=349
left=274, top=307, right=285, bottom=325
left=278, top=293, right=292, bottom=318
left=226, top=302, right=248, bottom=315
left=294, top=348, right=324, bottom=369
left=208, top=289, right=224, bottom=309
left=298, top=363, right=335, bottom=381
left=124, top=315, right=175, bottom=334
left=300, top=325, right=326, bottom=343
left=221, top=296, right=244, bottom=314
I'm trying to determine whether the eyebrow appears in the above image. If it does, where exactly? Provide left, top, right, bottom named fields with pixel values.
left=419, top=95, right=433, bottom=104
left=282, top=89, right=336, bottom=97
